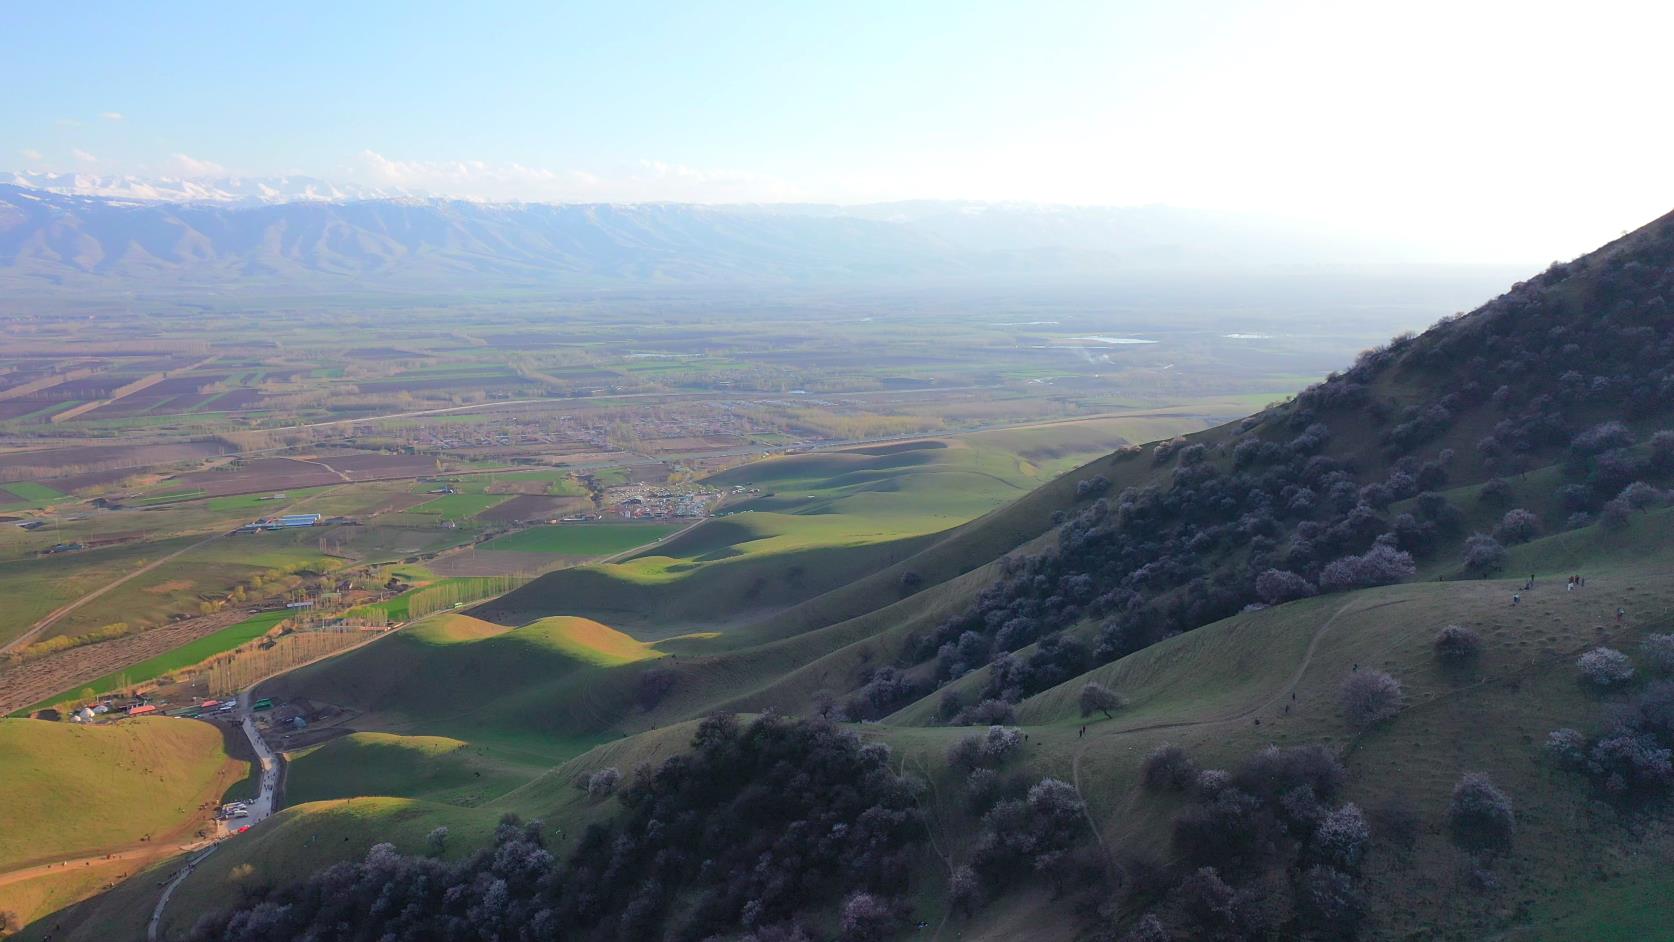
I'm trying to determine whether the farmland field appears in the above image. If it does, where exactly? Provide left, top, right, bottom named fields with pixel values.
left=480, top=523, right=683, bottom=556
left=19, top=610, right=291, bottom=713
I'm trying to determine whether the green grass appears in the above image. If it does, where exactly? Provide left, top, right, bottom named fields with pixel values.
left=157, top=797, right=502, bottom=940
left=0, top=718, right=238, bottom=869
left=283, top=731, right=546, bottom=807
left=19, top=611, right=290, bottom=713
left=409, top=493, right=511, bottom=518
left=1522, top=870, right=1674, bottom=941
left=1, top=482, right=67, bottom=504
left=519, top=615, right=664, bottom=666
left=137, top=488, right=207, bottom=505
left=481, top=523, right=681, bottom=556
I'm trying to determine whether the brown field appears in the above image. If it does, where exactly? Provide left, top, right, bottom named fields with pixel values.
left=0, top=442, right=228, bottom=483
left=640, top=435, right=746, bottom=453
left=476, top=494, right=591, bottom=524
left=317, top=454, right=445, bottom=479
left=0, top=610, right=247, bottom=714
left=168, top=458, right=344, bottom=495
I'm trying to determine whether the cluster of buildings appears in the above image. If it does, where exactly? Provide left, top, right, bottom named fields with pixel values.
left=605, top=484, right=723, bottom=519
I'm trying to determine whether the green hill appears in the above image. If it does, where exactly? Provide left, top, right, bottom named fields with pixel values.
left=26, top=211, right=1674, bottom=940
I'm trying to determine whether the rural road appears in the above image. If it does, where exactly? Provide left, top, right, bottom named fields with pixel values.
left=231, top=689, right=281, bottom=827
left=1, top=531, right=230, bottom=655
left=147, top=692, right=279, bottom=942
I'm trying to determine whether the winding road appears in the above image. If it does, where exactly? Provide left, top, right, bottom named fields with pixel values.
left=146, top=691, right=279, bottom=942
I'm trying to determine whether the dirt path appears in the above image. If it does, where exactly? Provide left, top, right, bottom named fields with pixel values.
left=147, top=845, right=217, bottom=942
left=0, top=847, right=164, bottom=889
left=1068, top=596, right=1410, bottom=847
left=2, top=532, right=230, bottom=656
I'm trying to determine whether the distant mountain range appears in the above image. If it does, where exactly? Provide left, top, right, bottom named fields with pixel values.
left=0, top=176, right=1431, bottom=292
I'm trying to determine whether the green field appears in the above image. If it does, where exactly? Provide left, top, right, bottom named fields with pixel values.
left=409, top=493, right=511, bottom=518
left=481, top=523, right=682, bottom=556
left=1, top=482, right=67, bottom=505
left=19, top=610, right=290, bottom=713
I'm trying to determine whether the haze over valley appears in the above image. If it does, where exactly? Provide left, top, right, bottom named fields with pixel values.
left=3, top=3, right=1674, bottom=941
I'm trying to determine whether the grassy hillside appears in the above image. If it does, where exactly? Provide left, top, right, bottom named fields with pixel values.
left=0, top=718, right=240, bottom=868
left=27, top=214, right=1674, bottom=939
left=473, top=431, right=1157, bottom=636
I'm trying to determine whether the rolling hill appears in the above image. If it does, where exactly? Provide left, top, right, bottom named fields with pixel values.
left=17, top=208, right=1674, bottom=941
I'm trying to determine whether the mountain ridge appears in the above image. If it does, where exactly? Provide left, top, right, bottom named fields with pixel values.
left=0, top=183, right=1431, bottom=290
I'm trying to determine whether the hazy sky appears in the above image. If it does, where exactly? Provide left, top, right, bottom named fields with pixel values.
left=5, top=0, right=1671, bottom=261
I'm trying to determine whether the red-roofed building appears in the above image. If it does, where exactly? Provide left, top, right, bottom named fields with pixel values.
left=127, top=704, right=158, bottom=717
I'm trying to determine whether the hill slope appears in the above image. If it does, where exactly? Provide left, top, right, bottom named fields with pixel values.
left=23, top=208, right=1674, bottom=941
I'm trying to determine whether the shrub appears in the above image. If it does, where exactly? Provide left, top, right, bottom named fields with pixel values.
left=1494, top=508, right=1541, bottom=544
left=585, top=767, right=622, bottom=798
left=1641, top=634, right=1674, bottom=676
left=1433, top=624, right=1483, bottom=664
left=425, top=825, right=449, bottom=857
left=1339, top=670, right=1403, bottom=728
left=1478, top=477, right=1513, bottom=507
left=1572, top=421, right=1634, bottom=455
left=1462, top=533, right=1506, bottom=575
left=1652, top=430, right=1674, bottom=471
left=1447, top=773, right=1515, bottom=852
left=636, top=668, right=677, bottom=711
left=1619, top=481, right=1665, bottom=510
left=1544, top=728, right=1589, bottom=769
left=971, top=778, right=1088, bottom=882
left=1577, top=647, right=1635, bottom=690
left=1255, top=568, right=1317, bottom=605
left=1318, top=544, right=1416, bottom=593
left=948, top=865, right=982, bottom=914
left=839, top=891, right=896, bottom=942
left=1587, top=733, right=1674, bottom=796
left=948, top=726, right=1023, bottom=769
left=1233, top=744, right=1347, bottom=803
left=1599, top=496, right=1632, bottom=529
left=1142, top=744, right=1198, bottom=792
left=1296, top=865, right=1367, bottom=937
left=1120, top=913, right=1169, bottom=942
left=1312, top=803, right=1370, bottom=870
left=952, top=699, right=1017, bottom=726
left=1079, top=681, right=1123, bottom=718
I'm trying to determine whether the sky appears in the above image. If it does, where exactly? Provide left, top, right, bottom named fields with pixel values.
left=4, top=0, right=1672, bottom=262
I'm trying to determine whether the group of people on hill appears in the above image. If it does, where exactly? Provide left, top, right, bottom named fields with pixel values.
left=1513, top=573, right=1586, bottom=606
left=1508, top=573, right=1624, bottom=623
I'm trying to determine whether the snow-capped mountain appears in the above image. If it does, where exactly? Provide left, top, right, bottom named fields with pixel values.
left=3, top=171, right=413, bottom=205
left=0, top=178, right=1428, bottom=292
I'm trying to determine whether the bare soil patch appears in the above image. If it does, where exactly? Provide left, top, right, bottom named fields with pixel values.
left=0, top=611, right=246, bottom=714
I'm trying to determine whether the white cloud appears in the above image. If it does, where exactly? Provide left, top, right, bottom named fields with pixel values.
left=71, top=148, right=98, bottom=164
left=20, top=148, right=44, bottom=162
left=167, top=153, right=227, bottom=177
left=101, top=111, right=124, bottom=121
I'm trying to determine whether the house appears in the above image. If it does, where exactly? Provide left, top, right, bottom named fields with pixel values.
left=126, top=704, right=158, bottom=717
left=278, top=513, right=322, bottom=527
